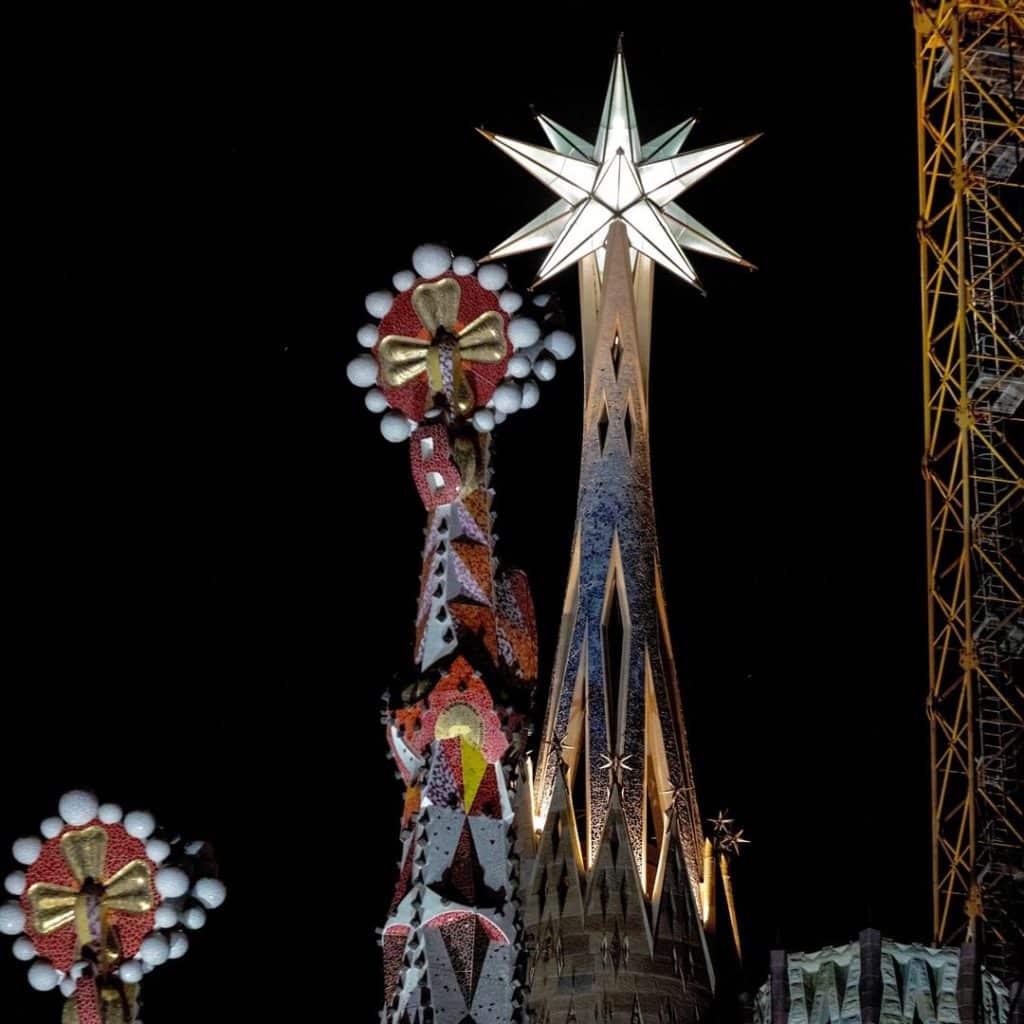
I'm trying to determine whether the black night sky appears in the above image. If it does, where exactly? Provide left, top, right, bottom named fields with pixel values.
left=3, top=10, right=932, bottom=1021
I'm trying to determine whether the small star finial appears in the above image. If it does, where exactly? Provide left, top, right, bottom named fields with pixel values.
left=708, top=810, right=750, bottom=856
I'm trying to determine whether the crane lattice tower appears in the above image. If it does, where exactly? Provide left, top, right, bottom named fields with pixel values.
left=912, top=0, right=1023, bottom=994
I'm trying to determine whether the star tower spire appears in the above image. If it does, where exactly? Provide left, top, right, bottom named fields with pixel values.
left=486, top=45, right=758, bottom=1023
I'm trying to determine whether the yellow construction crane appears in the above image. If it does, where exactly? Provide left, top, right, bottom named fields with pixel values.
left=912, top=0, right=1023, bottom=987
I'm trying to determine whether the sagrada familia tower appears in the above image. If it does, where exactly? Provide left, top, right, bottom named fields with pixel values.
left=344, top=45, right=755, bottom=1024
left=343, top=37, right=1016, bottom=1024
left=0, top=16, right=1019, bottom=1024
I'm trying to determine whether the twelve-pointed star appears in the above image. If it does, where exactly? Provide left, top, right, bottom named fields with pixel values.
left=479, top=40, right=758, bottom=290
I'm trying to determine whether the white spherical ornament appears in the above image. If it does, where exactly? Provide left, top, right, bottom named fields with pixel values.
left=356, top=323, right=379, bottom=349
left=12, top=837, right=42, bottom=866
left=60, top=976, right=77, bottom=998
left=534, top=356, right=557, bottom=382
left=4, top=871, right=26, bottom=896
left=154, top=905, right=179, bottom=929
left=156, top=867, right=190, bottom=900
left=499, top=290, right=523, bottom=314
left=380, top=411, right=412, bottom=443
left=493, top=410, right=508, bottom=425
left=193, top=877, right=227, bottom=910
left=70, top=961, right=89, bottom=981
left=184, top=841, right=205, bottom=856
left=139, top=934, right=170, bottom=967
left=98, top=804, right=123, bottom=825
left=119, top=959, right=144, bottom=984
left=472, top=409, right=495, bottom=433
left=507, top=355, right=531, bottom=379
left=493, top=382, right=522, bottom=414
left=364, top=388, right=389, bottom=413
left=167, top=930, right=189, bottom=960
left=346, top=354, right=378, bottom=388
left=532, top=292, right=551, bottom=308
left=146, top=839, right=170, bottom=864
left=476, top=263, right=508, bottom=291
left=507, top=318, right=541, bottom=351
left=0, top=901, right=26, bottom=935
left=452, top=256, right=475, bottom=276
left=12, top=937, right=36, bottom=962
left=58, top=790, right=98, bottom=827
left=412, top=244, right=452, bottom=279
left=123, top=812, right=155, bottom=841
left=521, top=380, right=540, bottom=410
left=392, top=269, right=416, bottom=291
left=365, top=290, right=393, bottom=318
left=40, top=817, right=63, bottom=839
left=181, top=906, right=207, bottom=931
left=545, top=330, right=576, bottom=360
left=28, top=961, right=60, bottom=992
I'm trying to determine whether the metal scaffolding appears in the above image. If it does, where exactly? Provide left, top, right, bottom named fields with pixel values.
left=913, top=0, right=1023, bottom=992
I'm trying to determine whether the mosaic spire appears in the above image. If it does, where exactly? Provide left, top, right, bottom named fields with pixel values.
left=347, top=244, right=576, bottom=1024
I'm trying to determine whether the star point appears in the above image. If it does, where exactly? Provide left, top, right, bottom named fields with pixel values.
left=481, top=44, right=756, bottom=288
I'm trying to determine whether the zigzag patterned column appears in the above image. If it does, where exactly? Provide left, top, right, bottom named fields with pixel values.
left=382, top=439, right=538, bottom=1024
left=347, top=245, right=575, bottom=1024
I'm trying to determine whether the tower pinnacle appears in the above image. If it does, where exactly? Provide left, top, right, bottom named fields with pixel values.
left=485, top=44, right=758, bottom=1022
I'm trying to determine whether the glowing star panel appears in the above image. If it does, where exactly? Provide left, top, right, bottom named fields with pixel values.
left=482, top=43, right=756, bottom=287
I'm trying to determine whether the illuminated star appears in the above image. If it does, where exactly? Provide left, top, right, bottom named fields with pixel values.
left=721, top=828, right=750, bottom=857
left=708, top=810, right=735, bottom=834
left=545, top=730, right=573, bottom=765
left=480, top=38, right=758, bottom=290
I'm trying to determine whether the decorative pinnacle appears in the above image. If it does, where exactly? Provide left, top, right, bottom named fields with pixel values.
left=708, top=809, right=750, bottom=856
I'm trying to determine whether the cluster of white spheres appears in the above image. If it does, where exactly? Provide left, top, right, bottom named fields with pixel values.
left=348, top=244, right=576, bottom=441
left=5, top=791, right=226, bottom=996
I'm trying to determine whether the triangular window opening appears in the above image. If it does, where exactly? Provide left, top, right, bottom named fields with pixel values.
left=598, top=399, right=610, bottom=452
left=624, top=403, right=633, bottom=456
left=603, top=581, right=625, bottom=748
